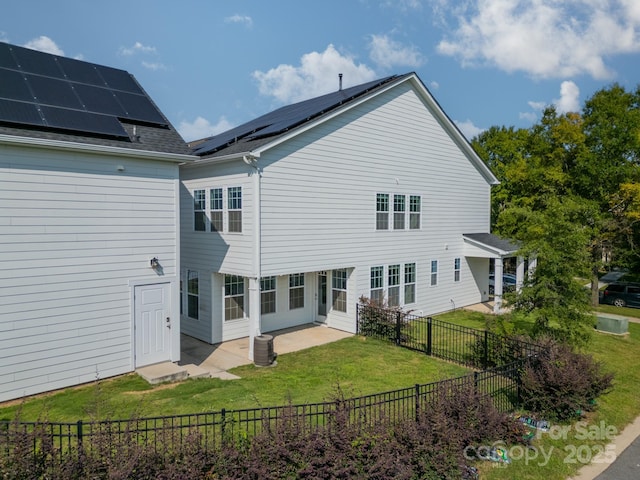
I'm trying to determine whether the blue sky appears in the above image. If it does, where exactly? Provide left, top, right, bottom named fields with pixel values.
left=2, top=0, right=639, bottom=142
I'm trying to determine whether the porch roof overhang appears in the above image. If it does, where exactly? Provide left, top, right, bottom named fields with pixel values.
left=463, top=233, right=520, bottom=259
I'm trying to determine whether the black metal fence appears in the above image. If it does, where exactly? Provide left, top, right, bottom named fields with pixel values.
left=1, top=305, right=544, bottom=458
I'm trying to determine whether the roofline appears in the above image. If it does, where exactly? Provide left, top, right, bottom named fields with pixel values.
left=0, top=134, right=195, bottom=163
left=463, top=234, right=519, bottom=256
left=206, top=72, right=498, bottom=186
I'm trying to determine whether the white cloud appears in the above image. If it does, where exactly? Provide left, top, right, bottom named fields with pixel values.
left=252, top=44, right=377, bottom=103
left=142, top=61, right=167, bottom=71
left=519, top=111, right=538, bottom=122
left=178, top=116, right=234, bottom=142
left=434, top=0, right=640, bottom=80
left=554, top=80, right=580, bottom=113
left=23, top=36, right=64, bottom=55
left=368, top=34, right=425, bottom=69
left=119, top=42, right=157, bottom=56
left=429, top=80, right=440, bottom=90
left=225, top=14, right=253, bottom=28
left=455, top=119, right=484, bottom=140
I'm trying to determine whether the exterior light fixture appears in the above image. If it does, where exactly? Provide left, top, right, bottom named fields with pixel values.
left=150, top=257, right=159, bottom=268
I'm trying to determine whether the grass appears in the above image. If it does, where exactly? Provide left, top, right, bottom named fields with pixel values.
left=0, top=336, right=468, bottom=423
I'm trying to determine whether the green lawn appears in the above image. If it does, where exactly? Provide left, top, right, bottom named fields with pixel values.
left=0, top=336, right=468, bottom=423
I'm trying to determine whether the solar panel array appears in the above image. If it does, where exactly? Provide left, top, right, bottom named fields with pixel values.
left=0, top=42, right=168, bottom=138
left=192, top=75, right=398, bottom=155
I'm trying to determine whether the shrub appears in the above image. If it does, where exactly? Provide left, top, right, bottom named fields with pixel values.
left=356, top=295, right=404, bottom=340
left=519, top=339, right=614, bottom=421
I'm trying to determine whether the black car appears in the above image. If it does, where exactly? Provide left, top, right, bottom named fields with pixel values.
left=600, top=282, right=640, bottom=308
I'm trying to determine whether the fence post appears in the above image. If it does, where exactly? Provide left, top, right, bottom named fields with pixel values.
left=426, top=317, right=432, bottom=356
left=220, top=408, right=226, bottom=442
left=355, top=304, right=360, bottom=334
left=395, top=311, right=402, bottom=345
left=473, top=371, right=479, bottom=395
left=414, top=384, right=420, bottom=423
left=483, top=330, right=489, bottom=369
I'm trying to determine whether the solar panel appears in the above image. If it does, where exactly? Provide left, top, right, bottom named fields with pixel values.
left=0, top=99, right=44, bottom=126
left=0, top=68, right=33, bottom=102
left=12, top=44, right=65, bottom=78
left=40, top=105, right=128, bottom=138
left=96, top=65, right=143, bottom=94
left=26, top=74, right=83, bottom=109
left=0, top=41, right=169, bottom=138
left=0, top=43, right=18, bottom=69
left=114, top=91, right=167, bottom=125
left=57, top=56, right=105, bottom=86
left=74, top=83, right=126, bottom=116
left=192, top=76, right=398, bottom=155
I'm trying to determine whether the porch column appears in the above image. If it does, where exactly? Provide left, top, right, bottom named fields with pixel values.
left=516, top=256, right=525, bottom=293
left=248, top=277, right=261, bottom=361
left=528, top=255, right=537, bottom=278
left=493, top=257, right=504, bottom=314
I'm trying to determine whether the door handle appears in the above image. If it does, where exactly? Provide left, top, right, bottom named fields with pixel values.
left=166, top=316, right=171, bottom=329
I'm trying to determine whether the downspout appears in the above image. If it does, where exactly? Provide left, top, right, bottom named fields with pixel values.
left=244, top=154, right=261, bottom=361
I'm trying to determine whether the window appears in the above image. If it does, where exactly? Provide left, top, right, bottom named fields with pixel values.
left=370, top=266, right=384, bottom=304
left=430, top=260, right=438, bottom=286
left=210, top=188, right=223, bottom=232
left=187, top=270, right=199, bottom=319
left=224, top=275, right=245, bottom=320
left=289, top=273, right=305, bottom=309
left=404, top=263, right=416, bottom=304
left=393, top=195, right=405, bottom=230
left=454, top=258, right=461, bottom=282
left=194, top=190, right=206, bottom=231
left=180, top=276, right=183, bottom=315
left=409, top=195, right=421, bottom=229
left=260, top=276, right=276, bottom=315
left=332, top=269, right=347, bottom=312
left=388, top=264, right=401, bottom=306
left=228, top=187, right=242, bottom=233
left=376, top=194, right=389, bottom=230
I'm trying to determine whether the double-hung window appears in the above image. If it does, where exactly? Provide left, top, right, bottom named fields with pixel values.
left=187, top=270, right=199, bottom=319
left=430, top=260, right=438, bottom=286
left=260, top=276, right=276, bottom=315
left=409, top=195, right=421, bottom=229
left=210, top=188, right=223, bottom=232
left=289, top=273, right=305, bottom=309
left=332, top=269, right=348, bottom=312
left=376, top=194, right=389, bottom=230
left=194, top=190, right=206, bottom=231
left=393, top=195, right=405, bottom=230
left=224, top=275, right=245, bottom=320
left=228, top=187, right=242, bottom=233
left=404, top=263, right=416, bottom=304
left=370, top=266, right=385, bottom=304
left=388, top=264, right=401, bottom=306
left=454, top=258, right=461, bottom=282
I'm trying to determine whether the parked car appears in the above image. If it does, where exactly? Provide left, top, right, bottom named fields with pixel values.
left=488, top=273, right=517, bottom=294
left=600, top=282, right=640, bottom=308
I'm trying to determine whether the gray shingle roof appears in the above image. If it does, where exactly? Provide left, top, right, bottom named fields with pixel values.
left=463, top=233, right=520, bottom=253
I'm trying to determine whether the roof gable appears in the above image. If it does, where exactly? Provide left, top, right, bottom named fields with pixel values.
left=0, top=41, right=190, bottom=156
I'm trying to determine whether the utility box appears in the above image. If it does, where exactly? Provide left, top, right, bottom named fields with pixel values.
left=254, top=334, right=276, bottom=366
left=596, top=314, right=629, bottom=335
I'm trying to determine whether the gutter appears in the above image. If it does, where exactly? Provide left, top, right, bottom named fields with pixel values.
left=0, top=134, right=195, bottom=164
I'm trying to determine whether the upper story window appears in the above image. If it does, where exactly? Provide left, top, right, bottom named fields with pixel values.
left=393, top=195, right=405, bottom=230
left=454, top=258, right=461, bottom=282
left=332, top=269, right=348, bottom=313
left=409, top=195, right=421, bottom=229
left=376, top=193, right=421, bottom=231
left=228, top=187, right=242, bottom=233
left=260, top=276, right=276, bottom=315
left=376, top=194, right=389, bottom=230
left=210, top=188, right=223, bottom=232
left=430, top=260, right=439, bottom=286
left=194, top=190, right=206, bottom=232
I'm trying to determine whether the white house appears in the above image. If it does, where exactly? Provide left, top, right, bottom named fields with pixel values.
left=0, top=42, right=193, bottom=402
left=180, top=72, right=511, bottom=359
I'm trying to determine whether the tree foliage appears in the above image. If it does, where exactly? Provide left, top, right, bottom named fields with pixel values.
left=472, top=83, right=640, bottom=344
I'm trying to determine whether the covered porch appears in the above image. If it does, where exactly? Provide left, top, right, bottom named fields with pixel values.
left=463, top=233, right=535, bottom=314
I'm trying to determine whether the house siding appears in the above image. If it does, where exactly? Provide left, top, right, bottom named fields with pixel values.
left=0, top=144, right=181, bottom=402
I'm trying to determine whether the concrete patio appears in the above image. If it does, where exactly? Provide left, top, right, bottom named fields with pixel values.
left=136, top=323, right=353, bottom=384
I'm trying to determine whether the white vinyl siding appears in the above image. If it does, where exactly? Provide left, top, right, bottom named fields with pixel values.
left=0, top=145, right=181, bottom=403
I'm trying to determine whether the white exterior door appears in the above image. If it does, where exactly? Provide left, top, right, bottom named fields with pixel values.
left=134, top=283, right=171, bottom=367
